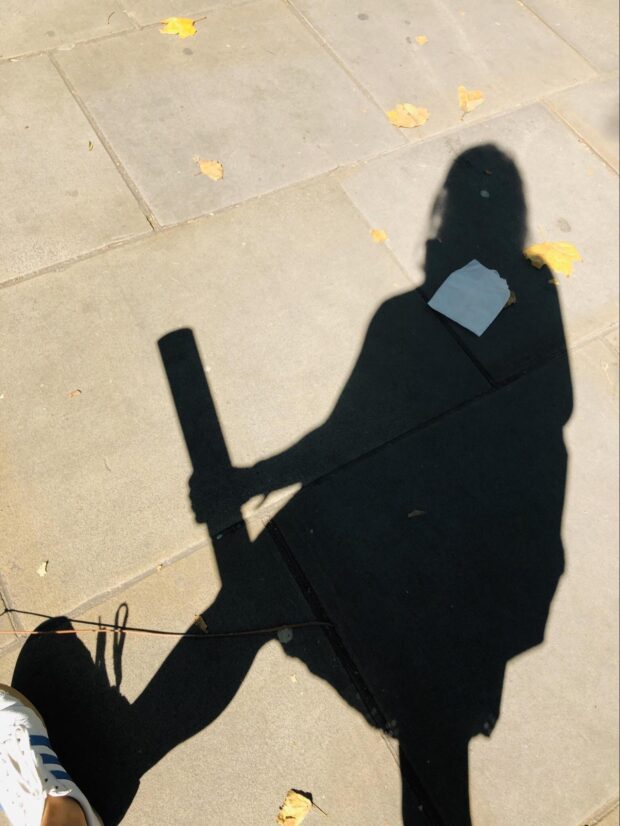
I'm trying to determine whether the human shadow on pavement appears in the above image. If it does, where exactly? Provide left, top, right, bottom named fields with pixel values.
left=12, top=145, right=572, bottom=826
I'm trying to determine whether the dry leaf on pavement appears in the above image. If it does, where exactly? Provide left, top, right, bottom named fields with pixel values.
left=193, top=615, right=209, bottom=633
left=458, top=85, right=485, bottom=115
left=370, top=228, right=388, bottom=243
left=276, top=790, right=313, bottom=825
left=195, top=158, right=224, bottom=180
left=37, top=561, right=49, bottom=578
left=415, top=35, right=429, bottom=45
left=160, top=17, right=197, bottom=38
left=524, top=242, right=582, bottom=276
left=386, top=103, right=429, bottom=128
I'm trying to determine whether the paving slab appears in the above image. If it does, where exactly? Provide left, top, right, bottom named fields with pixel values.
left=55, top=0, right=403, bottom=226
left=339, top=103, right=620, bottom=382
left=1, top=541, right=408, bottom=825
left=549, top=75, right=620, bottom=171
left=0, top=177, right=487, bottom=622
left=120, top=0, right=247, bottom=26
left=0, top=0, right=132, bottom=59
left=606, top=328, right=619, bottom=352
left=274, top=337, right=618, bottom=825
left=523, top=0, right=619, bottom=72
left=291, top=0, right=594, bottom=141
left=0, top=56, right=150, bottom=284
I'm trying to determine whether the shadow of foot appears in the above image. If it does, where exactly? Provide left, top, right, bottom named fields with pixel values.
left=12, top=617, right=140, bottom=826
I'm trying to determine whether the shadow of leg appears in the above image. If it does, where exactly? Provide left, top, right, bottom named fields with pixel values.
left=12, top=618, right=139, bottom=826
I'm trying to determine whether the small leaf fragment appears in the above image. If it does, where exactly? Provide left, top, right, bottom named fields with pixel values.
left=505, top=290, right=517, bottom=307
left=193, top=614, right=209, bottom=633
left=159, top=17, right=197, bottom=38
left=276, top=790, right=313, bottom=825
left=196, top=158, right=224, bottom=180
left=68, top=388, right=82, bottom=398
left=37, top=561, right=49, bottom=578
left=371, top=228, right=388, bottom=243
left=524, top=242, right=581, bottom=276
left=88, top=141, right=94, bottom=151
left=458, top=85, right=485, bottom=115
left=386, top=102, right=429, bottom=128
left=415, top=34, right=429, bottom=45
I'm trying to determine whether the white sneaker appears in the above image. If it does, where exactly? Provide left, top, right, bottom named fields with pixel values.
left=0, top=686, right=102, bottom=826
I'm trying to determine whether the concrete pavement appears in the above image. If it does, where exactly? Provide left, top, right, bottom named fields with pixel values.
left=0, top=0, right=618, bottom=823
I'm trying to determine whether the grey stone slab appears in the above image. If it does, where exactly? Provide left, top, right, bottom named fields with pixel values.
left=274, top=338, right=618, bottom=824
left=55, top=0, right=404, bottom=226
left=0, top=177, right=486, bottom=621
left=120, top=0, right=247, bottom=26
left=524, top=0, right=619, bottom=72
left=549, top=75, right=620, bottom=171
left=339, top=104, right=619, bottom=382
left=0, top=57, right=150, bottom=283
left=0, top=0, right=132, bottom=59
left=6, top=542, right=407, bottom=825
left=291, top=0, right=594, bottom=141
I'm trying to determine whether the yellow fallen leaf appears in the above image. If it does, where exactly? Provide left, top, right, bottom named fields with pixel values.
left=415, top=35, right=429, bottom=45
left=386, top=103, right=429, bottom=128
left=458, top=85, right=485, bottom=115
left=196, top=158, right=224, bottom=180
left=159, top=17, right=197, bottom=38
left=88, top=141, right=94, bottom=151
left=37, top=561, right=49, bottom=578
left=371, top=228, right=387, bottom=243
left=276, top=790, right=312, bottom=825
left=524, top=242, right=582, bottom=276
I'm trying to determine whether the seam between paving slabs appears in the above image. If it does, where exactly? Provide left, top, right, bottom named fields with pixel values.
left=582, top=799, right=620, bottom=826
left=514, top=0, right=602, bottom=74
left=0, top=533, right=217, bottom=658
left=0, top=0, right=262, bottom=64
left=277, top=0, right=410, bottom=139
left=0, top=88, right=600, bottom=294
left=47, top=52, right=161, bottom=231
left=264, top=518, right=444, bottom=826
left=543, top=95, right=620, bottom=175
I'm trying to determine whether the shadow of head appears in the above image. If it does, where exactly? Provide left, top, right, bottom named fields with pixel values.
left=424, top=143, right=527, bottom=296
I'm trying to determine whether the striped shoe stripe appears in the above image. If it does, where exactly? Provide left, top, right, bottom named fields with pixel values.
left=51, top=770, right=72, bottom=781
left=29, top=735, right=52, bottom=748
left=41, top=752, right=62, bottom=766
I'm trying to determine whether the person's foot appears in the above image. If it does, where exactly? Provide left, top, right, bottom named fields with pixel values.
left=0, top=685, right=101, bottom=825
left=11, top=616, right=141, bottom=826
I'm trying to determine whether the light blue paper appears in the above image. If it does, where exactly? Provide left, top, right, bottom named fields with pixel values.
left=427, top=259, right=510, bottom=336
